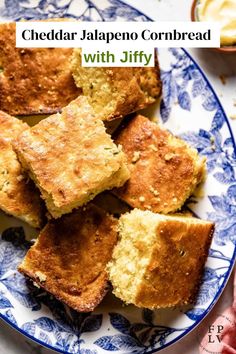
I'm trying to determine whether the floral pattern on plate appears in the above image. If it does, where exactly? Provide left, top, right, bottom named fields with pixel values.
left=0, top=2, right=235, bottom=353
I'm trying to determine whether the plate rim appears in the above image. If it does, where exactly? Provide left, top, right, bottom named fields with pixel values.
left=0, top=47, right=235, bottom=354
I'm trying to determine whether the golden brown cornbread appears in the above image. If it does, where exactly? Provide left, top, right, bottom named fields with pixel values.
left=19, top=204, right=118, bottom=312
left=0, top=22, right=80, bottom=115
left=107, top=209, right=214, bottom=309
left=0, top=111, right=43, bottom=227
left=113, top=115, right=206, bottom=213
left=71, top=49, right=162, bottom=121
left=14, top=96, right=130, bottom=218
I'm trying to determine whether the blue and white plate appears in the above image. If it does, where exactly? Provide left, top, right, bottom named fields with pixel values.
left=0, top=1, right=235, bottom=353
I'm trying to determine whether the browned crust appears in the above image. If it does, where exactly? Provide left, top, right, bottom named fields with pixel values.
left=113, top=115, right=205, bottom=213
left=0, top=110, right=44, bottom=227
left=14, top=96, right=129, bottom=218
left=0, top=22, right=80, bottom=116
left=105, top=65, right=162, bottom=120
left=135, top=219, right=214, bottom=309
left=18, top=204, right=118, bottom=312
left=0, top=109, right=28, bottom=136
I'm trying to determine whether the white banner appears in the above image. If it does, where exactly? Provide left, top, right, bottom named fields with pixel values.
left=15, top=21, right=220, bottom=67
left=81, top=47, right=155, bottom=67
left=16, top=21, right=220, bottom=48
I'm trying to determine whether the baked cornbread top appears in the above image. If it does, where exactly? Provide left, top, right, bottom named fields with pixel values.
left=114, top=115, right=205, bottom=214
left=19, top=204, right=118, bottom=312
left=0, top=22, right=80, bottom=116
left=14, top=96, right=130, bottom=218
left=0, top=109, right=28, bottom=139
left=0, top=111, right=44, bottom=227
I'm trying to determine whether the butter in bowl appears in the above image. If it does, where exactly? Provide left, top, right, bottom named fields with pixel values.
left=191, top=0, right=236, bottom=52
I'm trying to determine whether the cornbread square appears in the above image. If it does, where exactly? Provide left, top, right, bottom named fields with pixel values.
left=0, top=22, right=80, bottom=115
left=14, top=97, right=130, bottom=218
left=107, top=209, right=214, bottom=309
left=114, top=115, right=206, bottom=213
left=0, top=111, right=43, bottom=228
left=72, top=49, right=162, bottom=121
left=19, top=204, right=118, bottom=312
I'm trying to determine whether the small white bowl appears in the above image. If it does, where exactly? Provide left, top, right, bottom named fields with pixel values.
left=191, top=0, right=236, bottom=53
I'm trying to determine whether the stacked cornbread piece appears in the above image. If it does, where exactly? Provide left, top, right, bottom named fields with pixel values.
left=0, top=111, right=44, bottom=227
left=107, top=210, right=213, bottom=309
left=0, top=21, right=214, bottom=312
left=0, top=22, right=80, bottom=115
left=14, top=96, right=130, bottom=219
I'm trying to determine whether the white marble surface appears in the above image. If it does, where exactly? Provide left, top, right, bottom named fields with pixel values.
left=1, top=1, right=236, bottom=353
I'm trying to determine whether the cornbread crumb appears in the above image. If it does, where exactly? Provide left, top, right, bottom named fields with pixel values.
left=132, top=151, right=140, bottom=163
left=14, top=97, right=130, bottom=218
left=150, top=144, right=158, bottom=152
left=35, top=271, right=47, bottom=282
left=107, top=209, right=214, bottom=309
left=33, top=281, right=40, bottom=289
left=219, top=74, right=227, bottom=85
left=149, top=186, right=154, bottom=192
left=139, top=196, right=145, bottom=202
left=150, top=186, right=159, bottom=196
left=210, top=136, right=215, bottom=144
left=230, top=114, right=236, bottom=120
left=164, top=153, right=175, bottom=161
left=16, top=174, right=24, bottom=182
